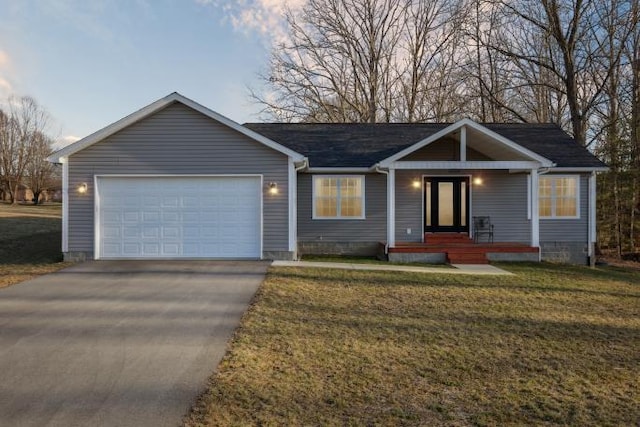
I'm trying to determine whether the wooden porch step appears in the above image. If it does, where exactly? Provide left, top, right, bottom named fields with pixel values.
left=446, top=252, right=489, bottom=264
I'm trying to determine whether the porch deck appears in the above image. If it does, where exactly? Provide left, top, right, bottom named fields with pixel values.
left=383, top=234, right=539, bottom=264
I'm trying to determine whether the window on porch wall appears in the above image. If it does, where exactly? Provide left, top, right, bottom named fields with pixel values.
left=539, top=176, right=578, bottom=218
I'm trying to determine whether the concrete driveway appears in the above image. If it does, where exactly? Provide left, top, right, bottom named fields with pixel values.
left=0, top=260, right=268, bottom=427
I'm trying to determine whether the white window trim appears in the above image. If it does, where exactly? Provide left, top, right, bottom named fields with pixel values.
left=538, top=174, right=580, bottom=220
left=312, top=175, right=366, bottom=220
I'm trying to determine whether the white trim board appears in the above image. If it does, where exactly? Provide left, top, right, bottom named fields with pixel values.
left=391, top=160, right=544, bottom=170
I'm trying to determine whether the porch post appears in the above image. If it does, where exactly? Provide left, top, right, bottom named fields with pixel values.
left=287, top=158, right=297, bottom=257
left=459, top=125, right=466, bottom=161
left=387, top=168, right=396, bottom=249
left=61, top=157, right=69, bottom=254
left=530, top=169, right=540, bottom=253
left=588, top=171, right=597, bottom=266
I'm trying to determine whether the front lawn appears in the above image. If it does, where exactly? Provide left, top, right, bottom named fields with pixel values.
left=185, top=263, right=639, bottom=426
left=0, top=203, right=70, bottom=288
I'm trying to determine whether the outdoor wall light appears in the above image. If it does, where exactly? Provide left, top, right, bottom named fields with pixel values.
left=411, top=178, right=422, bottom=189
left=268, top=182, right=279, bottom=195
left=77, top=183, right=88, bottom=194
left=473, top=177, right=483, bottom=186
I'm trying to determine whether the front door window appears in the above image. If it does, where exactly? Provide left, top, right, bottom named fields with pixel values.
left=424, top=177, right=469, bottom=232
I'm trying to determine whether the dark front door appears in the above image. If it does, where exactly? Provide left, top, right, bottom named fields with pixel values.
left=424, top=177, right=469, bottom=232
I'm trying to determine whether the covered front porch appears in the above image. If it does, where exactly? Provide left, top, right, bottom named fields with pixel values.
left=378, top=120, right=550, bottom=264
left=382, top=233, right=539, bottom=265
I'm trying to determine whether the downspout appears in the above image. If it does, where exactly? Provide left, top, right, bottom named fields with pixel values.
left=375, top=164, right=390, bottom=254
left=290, top=158, right=308, bottom=260
left=588, top=171, right=597, bottom=267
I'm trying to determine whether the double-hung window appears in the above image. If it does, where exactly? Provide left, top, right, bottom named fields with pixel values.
left=313, top=175, right=365, bottom=219
left=539, top=175, right=579, bottom=218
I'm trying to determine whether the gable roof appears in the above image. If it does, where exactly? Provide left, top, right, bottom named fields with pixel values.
left=48, top=92, right=305, bottom=163
left=378, top=119, right=553, bottom=166
left=244, top=122, right=606, bottom=169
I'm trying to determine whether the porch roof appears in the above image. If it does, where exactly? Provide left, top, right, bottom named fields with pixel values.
left=244, top=122, right=606, bottom=169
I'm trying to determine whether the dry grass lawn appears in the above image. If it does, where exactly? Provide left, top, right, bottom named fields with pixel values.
left=0, top=203, right=70, bottom=288
left=185, top=263, right=639, bottom=426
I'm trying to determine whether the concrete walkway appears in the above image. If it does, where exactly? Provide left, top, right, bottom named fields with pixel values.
left=0, top=260, right=268, bottom=427
left=271, top=260, right=513, bottom=275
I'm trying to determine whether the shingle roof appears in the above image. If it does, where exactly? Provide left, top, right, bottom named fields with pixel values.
left=243, top=122, right=606, bottom=169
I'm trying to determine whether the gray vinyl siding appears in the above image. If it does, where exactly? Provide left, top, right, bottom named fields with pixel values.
left=68, top=102, right=289, bottom=254
left=539, top=174, right=588, bottom=242
left=395, top=170, right=423, bottom=242
left=297, top=173, right=386, bottom=242
left=395, top=170, right=531, bottom=243
left=472, top=171, right=531, bottom=242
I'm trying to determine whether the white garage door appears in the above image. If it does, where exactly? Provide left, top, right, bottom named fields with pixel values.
left=96, top=176, right=261, bottom=259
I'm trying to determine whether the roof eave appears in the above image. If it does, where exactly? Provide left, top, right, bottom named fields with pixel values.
left=548, top=166, right=609, bottom=172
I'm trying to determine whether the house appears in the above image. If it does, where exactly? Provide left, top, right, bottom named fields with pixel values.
left=48, top=93, right=607, bottom=265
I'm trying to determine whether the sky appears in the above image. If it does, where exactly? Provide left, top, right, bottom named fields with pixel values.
left=0, top=0, right=301, bottom=147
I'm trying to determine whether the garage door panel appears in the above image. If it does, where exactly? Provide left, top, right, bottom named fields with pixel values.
left=143, top=243, right=160, bottom=255
left=143, top=195, right=161, bottom=206
left=142, top=227, right=159, bottom=239
left=182, top=211, right=199, bottom=222
left=102, top=210, right=121, bottom=223
left=162, top=211, right=179, bottom=222
left=200, top=226, right=218, bottom=238
left=161, top=243, right=180, bottom=256
left=123, top=211, right=140, bottom=222
left=183, top=243, right=200, bottom=256
left=162, top=227, right=180, bottom=239
left=103, top=227, right=121, bottom=239
left=102, top=243, right=121, bottom=257
left=162, top=196, right=179, bottom=208
left=183, top=196, right=199, bottom=208
left=183, top=226, right=200, bottom=239
left=97, top=176, right=261, bottom=259
left=123, top=243, right=141, bottom=256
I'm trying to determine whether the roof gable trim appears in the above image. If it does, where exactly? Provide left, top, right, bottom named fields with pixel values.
left=378, top=118, right=554, bottom=168
left=48, top=92, right=305, bottom=163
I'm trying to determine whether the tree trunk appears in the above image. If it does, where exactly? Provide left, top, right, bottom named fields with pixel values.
left=631, top=176, right=636, bottom=252
left=613, top=173, right=622, bottom=257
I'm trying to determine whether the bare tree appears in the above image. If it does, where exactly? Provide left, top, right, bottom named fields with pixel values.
left=258, top=0, right=407, bottom=122
left=257, top=0, right=469, bottom=123
left=395, top=0, right=465, bottom=122
left=0, top=96, right=50, bottom=204
left=25, top=132, right=58, bottom=205
left=487, top=0, right=637, bottom=146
